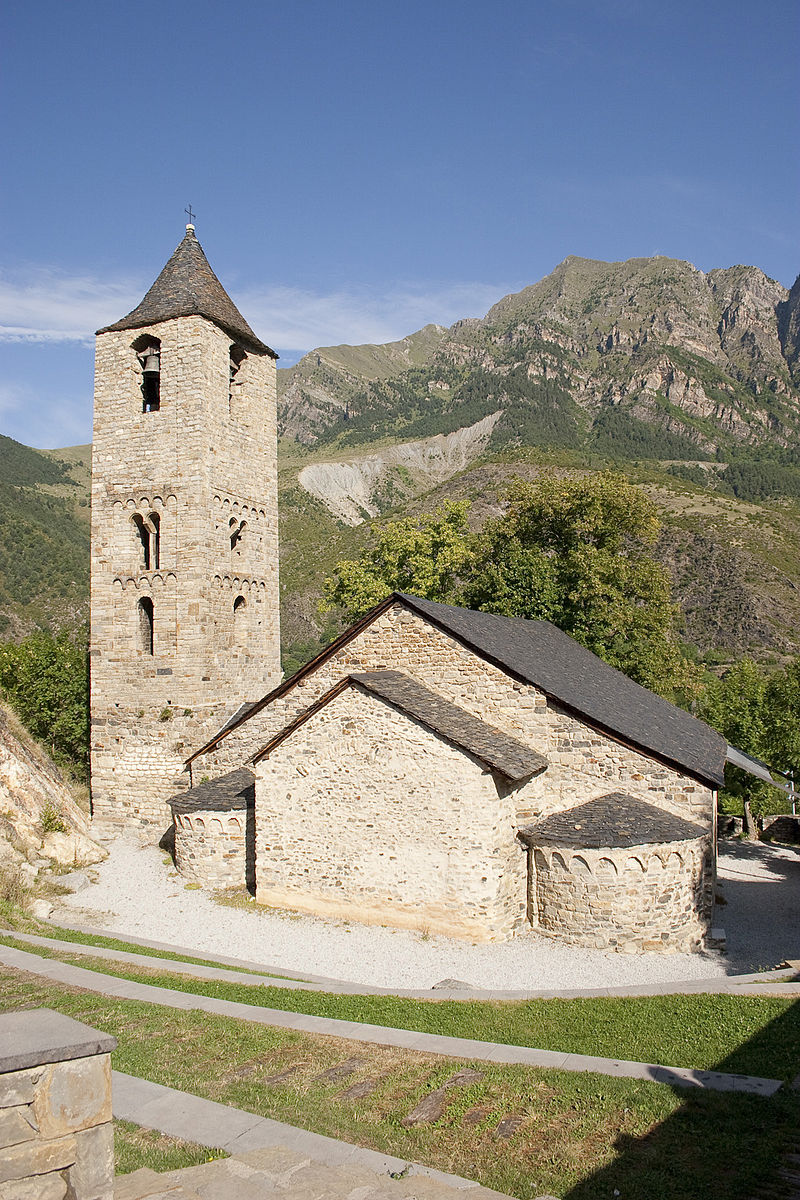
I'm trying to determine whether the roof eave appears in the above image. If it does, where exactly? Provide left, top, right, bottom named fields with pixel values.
left=96, top=312, right=277, bottom=359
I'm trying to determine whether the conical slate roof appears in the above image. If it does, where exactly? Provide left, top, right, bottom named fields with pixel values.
left=518, top=792, right=706, bottom=850
left=97, top=227, right=276, bottom=357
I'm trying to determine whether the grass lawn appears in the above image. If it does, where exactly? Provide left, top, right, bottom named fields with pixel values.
left=3, top=930, right=800, bottom=1080
left=0, top=909, right=304, bottom=979
left=114, top=1119, right=228, bottom=1176
left=2, top=965, right=797, bottom=1200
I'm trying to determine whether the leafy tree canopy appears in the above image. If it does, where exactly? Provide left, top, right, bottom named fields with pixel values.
left=324, top=472, right=697, bottom=700
left=322, top=499, right=472, bottom=621
left=0, top=627, right=89, bottom=780
left=699, top=657, right=800, bottom=816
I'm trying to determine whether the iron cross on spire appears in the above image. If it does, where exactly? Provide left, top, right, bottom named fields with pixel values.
left=185, top=205, right=196, bottom=226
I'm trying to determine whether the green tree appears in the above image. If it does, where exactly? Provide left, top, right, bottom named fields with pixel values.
left=322, top=500, right=473, bottom=621
left=763, top=659, right=800, bottom=781
left=698, top=658, right=772, bottom=829
left=324, top=472, right=697, bottom=700
left=0, top=627, right=89, bottom=780
left=463, top=473, right=694, bottom=697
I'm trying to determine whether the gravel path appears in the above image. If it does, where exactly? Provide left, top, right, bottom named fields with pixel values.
left=54, top=836, right=799, bottom=991
left=713, top=838, right=800, bottom=973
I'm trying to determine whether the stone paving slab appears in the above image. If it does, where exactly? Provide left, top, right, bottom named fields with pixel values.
left=31, top=923, right=800, bottom=1000
left=0, top=1004, right=116, bottom=1071
left=111, top=1072, right=513, bottom=1198
left=0, top=942, right=784, bottom=1097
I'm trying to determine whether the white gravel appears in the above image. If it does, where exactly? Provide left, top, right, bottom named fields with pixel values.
left=54, top=836, right=799, bottom=992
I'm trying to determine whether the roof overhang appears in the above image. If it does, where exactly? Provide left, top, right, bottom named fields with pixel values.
left=726, top=744, right=794, bottom=793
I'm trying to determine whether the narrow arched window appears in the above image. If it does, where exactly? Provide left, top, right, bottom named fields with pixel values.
left=138, top=597, right=154, bottom=655
left=132, top=514, right=151, bottom=569
left=233, top=594, right=246, bottom=644
left=133, top=335, right=161, bottom=413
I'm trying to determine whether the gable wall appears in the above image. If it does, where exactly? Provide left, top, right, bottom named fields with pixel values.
left=255, top=686, right=527, bottom=940
left=197, top=604, right=714, bottom=835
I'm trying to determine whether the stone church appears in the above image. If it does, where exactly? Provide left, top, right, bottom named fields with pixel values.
left=91, top=226, right=727, bottom=951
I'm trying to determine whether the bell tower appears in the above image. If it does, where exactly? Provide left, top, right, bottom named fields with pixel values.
left=90, top=223, right=281, bottom=830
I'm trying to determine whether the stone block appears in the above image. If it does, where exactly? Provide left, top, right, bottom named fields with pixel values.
left=0, top=1171, right=68, bottom=1200
left=0, top=1135, right=76, bottom=1184
left=0, top=1105, right=38, bottom=1148
left=0, top=1010, right=116, bottom=1075
left=0, top=1071, right=38, bottom=1110
left=34, top=1056, right=112, bottom=1138
left=69, top=1121, right=114, bottom=1200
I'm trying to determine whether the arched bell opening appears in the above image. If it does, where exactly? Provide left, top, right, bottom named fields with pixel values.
left=132, top=334, right=161, bottom=413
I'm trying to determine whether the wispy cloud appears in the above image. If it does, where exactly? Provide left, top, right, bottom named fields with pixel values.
left=237, top=281, right=509, bottom=352
left=0, top=266, right=510, bottom=352
left=0, top=268, right=142, bottom=343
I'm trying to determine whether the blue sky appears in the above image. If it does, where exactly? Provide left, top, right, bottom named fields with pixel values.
left=1, top=0, right=797, bottom=449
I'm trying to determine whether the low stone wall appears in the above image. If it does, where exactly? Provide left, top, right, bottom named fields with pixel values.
left=170, top=767, right=254, bottom=890
left=761, top=814, right=800, bottom=843
left=530, top=836, right=711, bottom=952
left=0, top=1007, right=117, bottom=1199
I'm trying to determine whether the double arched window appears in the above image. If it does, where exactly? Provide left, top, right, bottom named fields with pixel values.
left=132, top=512, right=160, bottom=570
left=229, top=345, right=246, bottom=404
left=229, top=516, right=247, bottom=552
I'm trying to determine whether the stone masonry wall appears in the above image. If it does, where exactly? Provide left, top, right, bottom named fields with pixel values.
left=531, top=836, right=712, bottom=952
left=90, top=315, right=281, bottom=830
left=255, top=686, right=528, bottom=940
left=0, top=1017, right=115, bottom=1199
left=173, top=805, right=251, bottom=889
left=201, top=603, right=715, bottom=833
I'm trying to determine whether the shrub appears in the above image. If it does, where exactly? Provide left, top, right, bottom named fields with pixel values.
left=40, top=803, right=67, bottom=834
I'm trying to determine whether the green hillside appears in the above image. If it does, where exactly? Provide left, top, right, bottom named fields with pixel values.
left=3, top=254, right=799, bottom=673
left=0, top=439, right=90, bottom=637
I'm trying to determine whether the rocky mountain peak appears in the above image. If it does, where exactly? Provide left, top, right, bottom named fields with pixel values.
left=278, top=254, right=799, bottom=454
left=777, top=273, right=800, bottom=381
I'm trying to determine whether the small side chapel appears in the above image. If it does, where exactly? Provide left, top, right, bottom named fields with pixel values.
left=90, top=226, right=727, bottom=953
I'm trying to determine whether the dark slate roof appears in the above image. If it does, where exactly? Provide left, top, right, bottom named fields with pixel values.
left=518, top=792, right=706, bottom=850
left=97, top=228, right=276, bottom=357
left=395, top=595, right=727, bottom=790
left=349, top=670, right=548, bottom=782
left=169, top=767, right=254, bottom=814
left=217, top=701, right=258, bottom=737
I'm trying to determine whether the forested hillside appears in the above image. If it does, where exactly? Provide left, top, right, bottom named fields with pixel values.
left=3, top=254, right=800, bottom=679
left=0, top=437, right=89, bottom=638
left=275, top=254, right=800, bottom=668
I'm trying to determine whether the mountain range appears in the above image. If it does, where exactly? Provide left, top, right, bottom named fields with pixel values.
left=279, top=255, right=800, bottom=457
left=3, top=254, right=800, bottom=674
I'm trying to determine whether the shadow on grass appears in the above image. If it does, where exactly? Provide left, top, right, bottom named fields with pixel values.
left=562, top=999, right=800, bottom=1200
